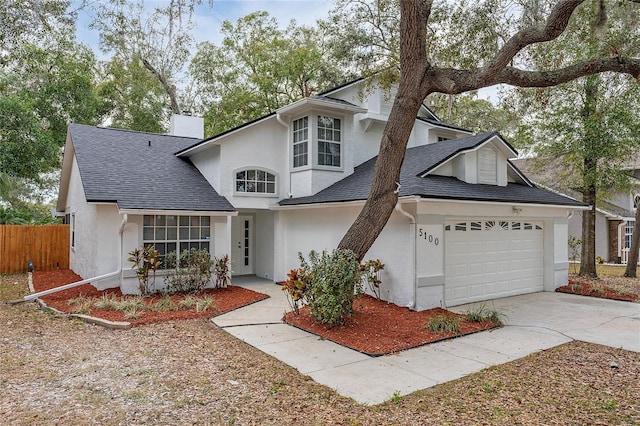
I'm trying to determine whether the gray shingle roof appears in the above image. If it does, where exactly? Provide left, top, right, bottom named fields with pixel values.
left=69, top=123, right=234, bottom=212
left=279, top=134, right=586, bottom=208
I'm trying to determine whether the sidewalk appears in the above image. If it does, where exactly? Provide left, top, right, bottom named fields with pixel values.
left=213, top=277, right=640, bottom=405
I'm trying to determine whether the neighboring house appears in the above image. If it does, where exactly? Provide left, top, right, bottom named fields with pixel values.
left=513, top=158, right=640, bottom=264
left=56, top=79, right=586, bottom=309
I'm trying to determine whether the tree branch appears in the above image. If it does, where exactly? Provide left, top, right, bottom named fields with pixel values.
left=479, top=0, right=586, bottom=80
left=142, top=57, right=180, bottom=114
left=494, top=57, right=640, bottom=88
left=429, top=57, right=640, bottom=94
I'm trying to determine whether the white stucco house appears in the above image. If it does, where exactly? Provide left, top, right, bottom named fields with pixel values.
left=56, top=79, right=586, bottom=309
left=513, top=158, right=640, bottom=264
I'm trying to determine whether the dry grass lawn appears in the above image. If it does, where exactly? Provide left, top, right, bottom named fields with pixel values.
left=1, top=273, right=639, bottom=425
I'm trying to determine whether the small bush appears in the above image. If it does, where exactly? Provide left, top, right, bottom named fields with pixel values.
left=213, top=254, right=231, bottom=289
left=427, top=315, right=461, bottom=333
left=359, top=259, right=384, bottom=300
left=282, top=265, right=313, bottom=315
left=303, top=249, right=362, bottom=326
left=164, top=249, right=214, bottom=294
left=464, top=304, right=505, bottom=326
left=128, top=245, right=162, bottom=295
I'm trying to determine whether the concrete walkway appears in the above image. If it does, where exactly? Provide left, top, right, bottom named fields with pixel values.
left=213, top=277, right=640, bottom=405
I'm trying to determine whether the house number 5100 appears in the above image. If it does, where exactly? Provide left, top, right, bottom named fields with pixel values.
left=418, top=228, right=439, bottom=245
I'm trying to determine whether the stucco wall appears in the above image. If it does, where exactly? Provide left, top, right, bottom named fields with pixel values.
left=276, top=205, right=414, bottom=308
left=65, top=156, right=98, bottom=281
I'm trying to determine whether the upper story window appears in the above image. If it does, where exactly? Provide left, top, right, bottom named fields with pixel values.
left=633, top=194, right=640, bottom=209
left=235, top=169, right=276, bottom=195
left=317, top=115, right=341, bottom=167
left=291, top=115, right=343, bottom=169
left=293, top=117, right=308, bottom=168
left=478, top=146, right=497, bottom=184
left=437, top=136, right=451, bottom=142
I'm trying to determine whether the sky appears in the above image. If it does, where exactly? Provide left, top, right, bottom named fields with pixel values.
left=73, top=0, right=332, bottom=58
left=71, top=0, right=499, bottom=102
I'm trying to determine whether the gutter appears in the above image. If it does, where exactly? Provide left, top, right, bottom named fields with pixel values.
left=395, top=202, right=417, bottom=310
left=10, top=214, right=129, bottom=304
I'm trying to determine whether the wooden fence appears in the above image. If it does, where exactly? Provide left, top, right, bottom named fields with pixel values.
left=0, top=225, right=69, bottom=274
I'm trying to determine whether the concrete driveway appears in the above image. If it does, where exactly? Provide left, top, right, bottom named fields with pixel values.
left=213, top=278, right=640, bottom=405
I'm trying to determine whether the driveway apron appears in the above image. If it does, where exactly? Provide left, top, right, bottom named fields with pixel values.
left=214, top=278, right=640, bottom=405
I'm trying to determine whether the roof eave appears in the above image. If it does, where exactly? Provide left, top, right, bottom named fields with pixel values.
left=276, top=97, right=367, bottom=116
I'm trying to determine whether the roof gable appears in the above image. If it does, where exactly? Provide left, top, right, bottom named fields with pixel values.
left=279, top=134, right=585, bottom=208
left=63, top=124, right=234, bottom=212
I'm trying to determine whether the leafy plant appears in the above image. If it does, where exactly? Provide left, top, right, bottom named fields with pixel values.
left=282, top=264, right=313, bottom=316
left=359, top=259, right=384, bottom=300
left=389, top=390, right=403, bottom=404
left=427, top=315, right=461, bottom=333
left=68, top=295, right=92, bottom=314
left=163, top=248, right=214, bottom=294
left=464, top=304, right=505, bottom=326
left=150, top=295, right=178, bottom=312
left=301, top=249, right=362, bottom=326
left=213, top=254, right=232, bottom=289
left=195, top=296, right=215, bottom=312
left=128, top=245, right=162, bottom=295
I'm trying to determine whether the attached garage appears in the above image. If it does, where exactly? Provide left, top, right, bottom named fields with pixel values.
left=444, top=219, right=544, bottom=306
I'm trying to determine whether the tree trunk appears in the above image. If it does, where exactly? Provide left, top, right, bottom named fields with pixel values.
left=337, top=0, right=430, bottom=260
left=579, top=188, right=597, bottom=276
left=624, top=207, right=640, bottom=277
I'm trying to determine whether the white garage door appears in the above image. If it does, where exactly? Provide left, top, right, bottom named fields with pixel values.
left=445, top=220, right=544, bottom=307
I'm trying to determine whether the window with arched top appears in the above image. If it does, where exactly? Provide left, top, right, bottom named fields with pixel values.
left=235, top=169, right=277, bottom=195
left=633, top=194, right=640, bottom=209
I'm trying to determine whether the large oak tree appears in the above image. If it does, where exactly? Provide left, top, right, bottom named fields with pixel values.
left=337, top=0, right=640, bottom=260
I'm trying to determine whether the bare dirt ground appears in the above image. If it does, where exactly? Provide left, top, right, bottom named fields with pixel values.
left=1, top=273, right=639, bottom=425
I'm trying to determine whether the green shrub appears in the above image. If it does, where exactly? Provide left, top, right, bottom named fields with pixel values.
left=427, top=315, right=461, bottom=333
left=163, top=249, right=214, bottom=294
left=302, top=249, right=362, bottom=326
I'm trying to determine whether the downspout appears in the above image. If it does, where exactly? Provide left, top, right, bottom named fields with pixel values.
left=276, top=113, right=292, bottom=198
left=11, top=214, right=128, bottom=304
left=395, top=201, right=417, bottom=310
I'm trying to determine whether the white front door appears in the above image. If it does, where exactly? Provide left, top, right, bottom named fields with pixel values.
left=231, top=215, right=253, bottom=275
left=444, top=219, right=544, bottom=306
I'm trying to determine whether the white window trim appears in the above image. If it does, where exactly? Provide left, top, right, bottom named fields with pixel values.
left=291, top=113, right=345, bottom=171
left=292, top=116, right=309, bottom=169
left=142, top=215, right=212, bottom=268
left=70, top=212, right=76, bottom=251
left=316, top=115, right=342, bottom=168
left=233, top=167, right=279, bottom=198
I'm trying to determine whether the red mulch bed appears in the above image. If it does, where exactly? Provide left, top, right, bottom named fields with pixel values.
left=556, top=277, right=638, bottom=302
left=32, top=270, right=269, bottom=327
left=284, top=295, right=499, bottom=356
